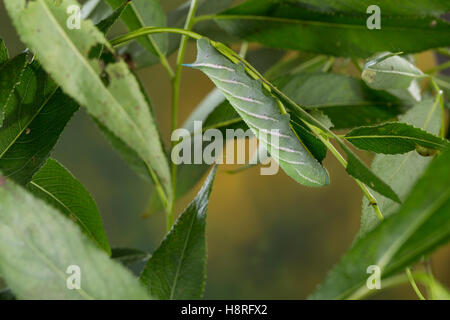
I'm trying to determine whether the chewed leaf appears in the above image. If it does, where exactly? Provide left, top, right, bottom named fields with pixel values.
left=187, top=39, right=329, bottom=187
left=5, top=0, right=172, bottom=207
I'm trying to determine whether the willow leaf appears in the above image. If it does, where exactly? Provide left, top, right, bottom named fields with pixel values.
left=345, top=122, right=449, bottom=154
left=27, top=158, right=111, bottom=255
left=96, top=0, right=128, bottom=35
left=358, top=99, right=442, bottom=237
left=187, top=39, right=329, bottom=187
left=0, top=53, right=27, bottom=127
left=214, top=0, right=450, bottom=58
left=140, top=166, right=217, bottom=300
left=312, top=146, right=450, bottom=300
left=0, top=61, right=78, bottom=185
left=284, top=0, right=450, bottom=17
left=5, top=0, right=172, bottom=206
left=89, top=1, right=129, bottom=60
left=0, top=175, right=150, bottom=300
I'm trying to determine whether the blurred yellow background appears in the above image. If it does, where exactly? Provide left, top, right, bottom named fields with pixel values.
left=0, top=0, right=448, bottom=299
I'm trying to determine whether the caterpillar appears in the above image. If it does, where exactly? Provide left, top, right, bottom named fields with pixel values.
left=186, top=39, right=329, bottom=187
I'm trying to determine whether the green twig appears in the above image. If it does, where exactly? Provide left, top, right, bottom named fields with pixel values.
left=167, top=0, right=200, bottom=232
left=110, top=27, right=203, bottom=47
left=406, top=267, right=426, bottom=300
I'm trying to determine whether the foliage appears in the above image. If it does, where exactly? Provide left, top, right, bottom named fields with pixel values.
left=0, top=0, right=449, bottom=300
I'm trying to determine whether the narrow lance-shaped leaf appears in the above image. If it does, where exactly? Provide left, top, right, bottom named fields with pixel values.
left=0, top=1, right=128, bottom=186
left=214, top=0, right=450, bottom=58
left=312, top=146, right=450, bottom=300
left=345, top=122, right=449, bottom=155
left=358, top=99, right=442, bottom=237
left=0, top=175, right=150, bottom=300
left=0, top=61, right=78, bottom=185
left=27, top=158, right=111, bottom=255
left=186, top=39, right=329, bottom=187
left=0, top=52, right=27, bottom=127
left=140, top=166, right=218, bottom=300
left=5, top=0, right=172, bottom=207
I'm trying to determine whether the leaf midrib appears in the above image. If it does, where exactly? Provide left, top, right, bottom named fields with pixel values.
left=0, top=81, right=58, bottom=159
left=213, top=14, right=448, bottom=32
left=169, top=206, right=198, bottom=300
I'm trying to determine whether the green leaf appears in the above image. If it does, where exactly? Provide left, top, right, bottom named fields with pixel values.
left=187, top=39, right=329, bottom=187
left=290, top=119, right=327, bottom=163
left=140, top=166, right=217, bottom=300
left=88, top=1, right=129, bottom=59
left=106, top=0, right=167, bottom=56
left=111, top=247, right=150, bottom=267
left=27, top=158, right=111, bottom=255
left=0, top=52, right=27, bottom=127
left=341, top=140, right=400, bottom=203
left=358, top=98, right=442, bottom=237
left=277, top=72, right=405, bottom=129
left=311, top=146, right=450, bottom=300
left=0, top=61, right=78, bottom=185
left=0, top=176, right=150, bottom=300
left=345, top=122, right=449, bottom=154
left=96, top=0, right=128, bottom=35
left=6, top=0, right=172, bottom=207
left=122, top=0, right=234, bottom=68
left=287, top=1, right=450, bottom=17
left=0, top=39, right=8, bottom=64
left=213, top=0, right=450, bottom=58
left=362, top=52, right=425, bottom=90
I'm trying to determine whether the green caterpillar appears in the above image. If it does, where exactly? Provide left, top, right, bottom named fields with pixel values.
left=186, top=39, right=329, bottom=187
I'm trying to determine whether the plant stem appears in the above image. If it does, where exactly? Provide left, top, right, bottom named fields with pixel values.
left=310, top=127, right=385, bottom=221
left=167, top=0, right=199, bottom=232
left=406, top=267, right=426, bottom=300
left=110, top=27, right=203, bottom=48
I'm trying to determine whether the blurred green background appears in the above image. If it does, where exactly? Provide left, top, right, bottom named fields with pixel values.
left=0, top=0, right=448, bottom=299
